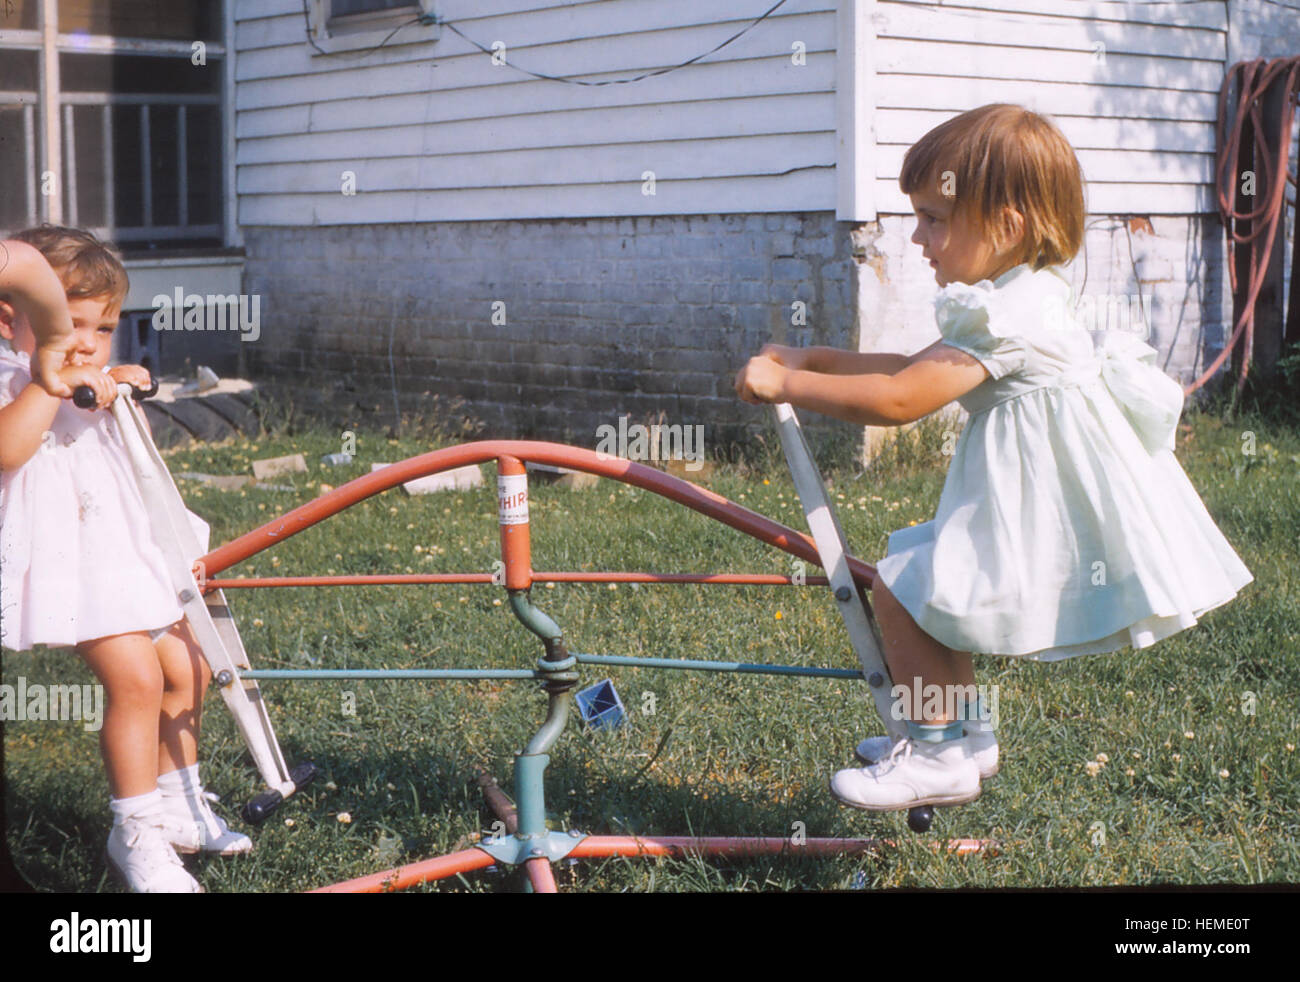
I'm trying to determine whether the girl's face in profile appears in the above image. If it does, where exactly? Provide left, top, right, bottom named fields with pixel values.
left=910, top=186, right=1021, bottom=287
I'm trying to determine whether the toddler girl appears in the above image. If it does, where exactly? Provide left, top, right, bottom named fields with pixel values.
left=735, top=105, right=1253, bottom=810
left=1, top=227, right=250, bottom=890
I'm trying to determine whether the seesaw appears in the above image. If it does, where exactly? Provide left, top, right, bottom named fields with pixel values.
left=83, top=384, right=994, bottom=892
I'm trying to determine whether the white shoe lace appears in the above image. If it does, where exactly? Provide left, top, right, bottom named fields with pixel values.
left=881, top=738, right=916, bottom=770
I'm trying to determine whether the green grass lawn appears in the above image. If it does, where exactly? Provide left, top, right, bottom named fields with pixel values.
left=4, top=391, right=1298, bottom=892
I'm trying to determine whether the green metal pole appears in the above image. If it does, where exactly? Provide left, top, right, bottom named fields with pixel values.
left=507, top=589, right=577, bottom=844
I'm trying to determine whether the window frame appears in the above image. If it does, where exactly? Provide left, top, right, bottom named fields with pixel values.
left=304, top=0, right=440, bottom=56
left=0, top=0, right=236, bottom=249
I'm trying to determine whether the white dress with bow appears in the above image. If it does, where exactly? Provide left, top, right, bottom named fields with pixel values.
left=873, top=264, right=1253, bottom=660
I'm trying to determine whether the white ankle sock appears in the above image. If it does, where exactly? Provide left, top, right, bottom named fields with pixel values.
left=109, top=788, right=165, bottom=825
left=157, top=763, right=202, bottom=799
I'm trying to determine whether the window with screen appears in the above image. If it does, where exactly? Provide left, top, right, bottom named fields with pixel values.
left=0, top=0, right=227, bottom=249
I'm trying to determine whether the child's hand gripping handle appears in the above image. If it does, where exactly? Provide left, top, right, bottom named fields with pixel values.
left=72, top=378, right=159, bottom=409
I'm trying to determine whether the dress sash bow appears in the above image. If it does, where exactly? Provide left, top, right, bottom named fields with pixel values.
left=1086, top=332, right=1184, bottom=455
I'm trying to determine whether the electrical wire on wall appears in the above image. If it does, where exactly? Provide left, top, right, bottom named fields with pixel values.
left=1201, top=56, right=1300, bottom=404
left=302, top=0, right=790, bottom=85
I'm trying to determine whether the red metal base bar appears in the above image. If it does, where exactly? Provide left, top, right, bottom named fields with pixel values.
left=311, top=849, right=499, bottom=893
left=570, top=835, right=994, bottom=859
left=206, top=572, right=830, bottom=589
left=309, top=834, right=997, bottom=893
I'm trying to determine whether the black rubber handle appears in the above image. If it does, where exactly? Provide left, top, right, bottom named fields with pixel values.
left=72, top=377, right=159, bottom=409
left=241, top=762, right=318, bottom=825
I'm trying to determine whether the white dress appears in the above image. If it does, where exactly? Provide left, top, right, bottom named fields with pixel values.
left=0, top=346, right=209, bottom=650
left=873, top=264, right=1254, bottom=660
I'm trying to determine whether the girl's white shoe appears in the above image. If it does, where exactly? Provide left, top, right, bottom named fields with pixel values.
left=106, top=817, right=204, bottom=893
left=830, top=737, right=981, bottom=810
left=163, top=790, right=253, bottom=856
left=855, top=728, right=999, bottom=779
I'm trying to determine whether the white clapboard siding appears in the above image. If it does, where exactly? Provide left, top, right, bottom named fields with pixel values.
left=875, top=75, right=1219, bottom=124
left=238, top=98, right=832, bottom=171
left=236, top=71, right=832, bottom=147
left=876, top=145, right=1216, bottom=186
left=238, top=132, right=837, bottom=192
left=234, top=0, right=1237, bottom=223
left=234, top=0, right=840, bottom=223
left=236, top=53, right=829, bottom=128
left=240, top=168, right=832, bottom=223
left=884, top=0, right=1226, bottom=31
left=872, top=0, right=1229, bottom=215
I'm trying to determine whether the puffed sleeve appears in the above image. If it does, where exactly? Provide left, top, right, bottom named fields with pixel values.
left=0, top=351, right=31, bottom=409
left=933, top=281, right=1029, bottom=381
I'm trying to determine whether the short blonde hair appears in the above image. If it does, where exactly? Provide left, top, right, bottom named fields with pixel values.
left=900, top=104, right=1085, bottom=269
left=7, top=224, right=129, bottom=308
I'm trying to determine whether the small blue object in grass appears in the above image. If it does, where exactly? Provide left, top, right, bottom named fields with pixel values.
left=575, top=679, right=626, bottom=731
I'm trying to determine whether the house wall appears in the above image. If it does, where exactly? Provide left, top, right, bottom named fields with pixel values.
left=242, top=213, right=862, bottom=446
left=235, top=0, right=841, bottom=222
left=232, top=0, right=1299, bottom=454
left=871, top=0, right=1229, bottom=216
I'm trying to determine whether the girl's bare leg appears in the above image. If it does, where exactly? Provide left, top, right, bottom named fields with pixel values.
left=77, top=632, right=164, bottom=799
left=871, top=577, right=974, bottom=724
left=155, top=620, right=211, bottom=776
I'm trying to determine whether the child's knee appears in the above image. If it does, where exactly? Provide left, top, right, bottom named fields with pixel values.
left=156, top=630, right=211, bottom=696
left=108, top=661, right=166, bottom=710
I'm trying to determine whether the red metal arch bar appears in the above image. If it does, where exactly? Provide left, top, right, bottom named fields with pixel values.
left=198, top=441, right=878, bottom=587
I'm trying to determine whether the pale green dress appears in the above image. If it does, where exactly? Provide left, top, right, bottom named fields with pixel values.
left=874, top=264, right=1253, bottom=660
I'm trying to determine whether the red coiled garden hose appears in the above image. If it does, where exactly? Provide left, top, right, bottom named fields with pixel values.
left=1198, top=57, right=1300, bottom=401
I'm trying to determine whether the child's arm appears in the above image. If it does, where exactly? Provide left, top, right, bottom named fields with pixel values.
left=0, top=364, right=118, bottom=471
left=0, top=240, right=76, bottom=398
left=736, top=344, right=990, bottom=427
left=759, top=343, right=917, bottom=376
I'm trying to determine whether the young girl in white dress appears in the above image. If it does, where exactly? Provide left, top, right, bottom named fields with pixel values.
left=735, top=105, right=1253, bottom=811
left=0, top=227, right=251, bottom=891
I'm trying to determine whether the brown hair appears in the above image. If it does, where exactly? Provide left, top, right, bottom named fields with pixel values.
left=7, top=224, right=129, bottom=307
left=899, top=104, right=1085, bottom=269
